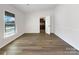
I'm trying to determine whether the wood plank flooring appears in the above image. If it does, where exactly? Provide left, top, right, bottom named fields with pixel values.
left=0, top=33, right=79, bottom=55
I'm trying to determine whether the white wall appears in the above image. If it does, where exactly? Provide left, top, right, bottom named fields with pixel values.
left=0, top=4, right=25, bottom=48
left=1, top=4, right=79, bottom=51
left=25, top=10, right=54, bottom=33
left=54, top=4, right=79, bottom=50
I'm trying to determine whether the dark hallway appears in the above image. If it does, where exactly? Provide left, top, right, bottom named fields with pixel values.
left=40, top=17, right=45, bottom=33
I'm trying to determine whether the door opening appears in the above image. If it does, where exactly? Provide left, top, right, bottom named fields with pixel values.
left=40, top=17, right=45, bottom=33
left=40, top=16, right=51, bottom=34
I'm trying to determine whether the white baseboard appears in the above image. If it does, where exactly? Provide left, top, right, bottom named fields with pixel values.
left=0, top=33, right=24, bottom=49
left=54, top=33, right=79, bottom=51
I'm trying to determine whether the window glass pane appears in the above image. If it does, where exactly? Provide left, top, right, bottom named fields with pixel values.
left=4, top=11, right=16, bottom=37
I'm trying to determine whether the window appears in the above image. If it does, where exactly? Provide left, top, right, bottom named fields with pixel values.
left=4, top=11, right=16, bottom=37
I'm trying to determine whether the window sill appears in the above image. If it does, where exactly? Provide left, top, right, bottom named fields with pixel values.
left=4, top=33, right=15, bottom=38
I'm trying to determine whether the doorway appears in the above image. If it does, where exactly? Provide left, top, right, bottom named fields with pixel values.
left=40, top=17, right=45, bottom=33
left=40, top=16, right=51, bottom=34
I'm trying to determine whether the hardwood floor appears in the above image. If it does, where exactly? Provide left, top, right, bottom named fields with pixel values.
left=0, top=33, right=79, bottom=55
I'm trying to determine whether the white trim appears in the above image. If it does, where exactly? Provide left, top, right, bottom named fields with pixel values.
left=54, top=33, right=79, bottom=51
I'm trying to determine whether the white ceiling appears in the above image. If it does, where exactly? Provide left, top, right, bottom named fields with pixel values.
left=12, top=4, right=57, bottom=13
